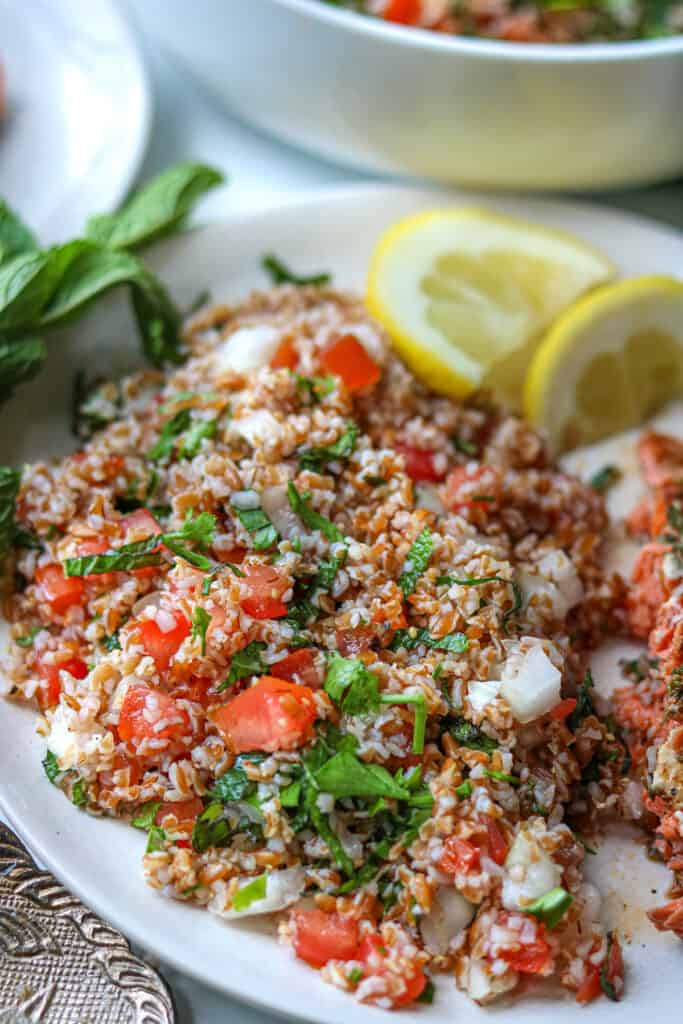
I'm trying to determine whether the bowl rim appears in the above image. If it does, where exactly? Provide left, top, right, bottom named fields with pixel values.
left=273, top=0, right=683, bottom=61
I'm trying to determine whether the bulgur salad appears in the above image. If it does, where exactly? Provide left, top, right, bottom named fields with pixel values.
left=3, top=279, right=638, bottom=1011
left=321, top=0, right=683, bottom=43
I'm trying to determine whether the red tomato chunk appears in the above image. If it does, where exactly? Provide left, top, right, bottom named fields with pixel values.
left=212, top=676, right=317, bottom=753
left=395, top=443, right=445, bottom=483
left=154, top=797, right=204, bottom=826
left=439, top=836, right=481, bottom=874
left=36, top=656, right=88, bottom=708
left=270, top=649, right=321, bottom=688
left=320, top=334, right=381, bottom=393
left=136, top=610, right=190, bottom=672
left=359, top=934, right=427, bottom=1007
left=118, top=684, right=190, bottom=747
left=241, top=564, right=289, bottom=620
left=35, top=564, right=85, bottom=614
left=292, top=909, right=359, bottom=968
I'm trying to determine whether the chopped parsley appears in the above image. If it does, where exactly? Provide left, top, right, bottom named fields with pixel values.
left=191, top=802, right=231, bottom=853
left=287, top=481, right=344, bottom=543
left=102, top=630, right=121, bottom=652
left=71, top=778, right=88, bottom=807
left=398, top=527, right=432, bottom=596
left=315, top=751, right=412, bottom=800
left=179, top=417, right=218, bottom=459
left=191, top=606, right=211, bottom=655
left=231, top=496, right=279, bottom=551
left=455, top=780, right=473, bottom=799
left=15, top=626, right=43, bottom=648
left=567, top=670, right=596, bottom=730
left=146, top=825, right=167, bottom=853
left=219, top=640, right=267, bottom=692
left=418, top=980, right=435, bottom=1005
left=147, top=407, right=191, bottom=461
left=502, top=579, right=524, bottom=632
left=390, top=628, right=468, bottom=654
left=298, top=421, right=359, bottom=473
left=294, top=373, right=336, bottom=404
left=451, top=435, right=478, bottom=456
left=201, top=561, right=244, bottom=596
left=599, top=932, right=620, bottom=1001
left=484, top=768, right=521, bottom=786
left=449, top=716, right=497, bottom=754
left=262, top=253, right=331, bottom=287
left=42, top=750, right=61, bottom=784
left=132, top=800, right=161, bottom=830
left=208, top=761, right=257, bottom=803
left=589, top=464, right=621, bottom=494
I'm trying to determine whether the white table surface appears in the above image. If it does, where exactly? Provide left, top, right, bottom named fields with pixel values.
left=8, top=4, right=683, bottom=1021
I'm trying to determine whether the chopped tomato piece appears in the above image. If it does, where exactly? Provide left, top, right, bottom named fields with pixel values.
left=135, top=609, right=190, bottom=673
left=212, top=676, right=317, bottom=754
left=359, top=934, right=427, bottom=1007
left=443, top=466, right=501, bottom=515
left=241, top=564, right=289, bottom=619
left=154, top=797, right=204, bottom=825
left=270, top=337, right=298, bottom=370
left=648, top=896, right=683, bottom=938
left=118, top=684, right=190, bottom=746
left=292, top=909, right=359, bottom=967
left=576, top=966, right=602, bottom=1004
left=320, top=334, right=381, bottom=393
left=603, top=933, right=624, bottom=999
left=485, top=816, right=509, bottom=866
left=98, top=753, right=141, bottom=789
left=637, top=431, right=683, bottom=491
left=215, top=545, right=247, bottom=565
left=335, top=626, right=374, bottom=657
left=395, top=443, right=445, bottom=482
left=176, top=676, right=216, bottom=707
left=382, top=0, right=421, bottom=24
left=438, top=836, right=481, bottom=875
left=549, top=697, right=577, bottom=721
left=626, top=542, right=670, bottom=640
left=499, top=937, right=553, bottom=975
left=271, top=649, right=321, bottom=688
left=649, top=595, right=683, bottom=671
left=36, top=656, right=88, bottom=708
left=35, top=564, right=86, bottom=614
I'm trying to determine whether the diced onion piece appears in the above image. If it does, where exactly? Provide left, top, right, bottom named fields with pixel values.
left=500, top=644, right=561, bottom=724
left=467, top=679, right=501, bottom=716
left=261, top=484, right=300, bottom=539
left=230, top=409, right=283, bottom=447
left=214, top=324, right=281, bottom=374
left=502, top=829, right=562, bottom=912
left=419, top=888, right=475, bottom=955
left=519, top=550, right=583, bottom=620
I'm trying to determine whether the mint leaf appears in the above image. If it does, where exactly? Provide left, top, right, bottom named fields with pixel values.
left=0, top=201, right=37, bottom=263
left=0, top=336, right=46, bottom=402
left=262, top=254, right=331, bottom=287
left=390, top=628, right=468, bottom=654
left=324, top=653, right=379, bottom=715
left=42, top=750, right=61, bottom=784
left=449, top=716, right=497, bottom=753
left=148, top=408, right=192, bottom=461
left=71, top=778, right=87, bottom=807
left=209, top=765, right=256, bottom=803
left=231, top=497, right=279, bottom=551
left=179, top=417, right=217, bottom=459
left=132, top=800, right=161, bottom=831
left=0, top=465, right=21, bottom=559
left=86, top=163, right=225, bottom=250
left=298, top=421, right=359, bottom=472
left=287, top=482, right=344, bottom=543
left=398, top=527, right=432, bottom=596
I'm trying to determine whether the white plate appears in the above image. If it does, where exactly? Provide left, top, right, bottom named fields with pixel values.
left=0, top=0, right=151, bottom=243
left=1, top=185, right=682, bottom=1024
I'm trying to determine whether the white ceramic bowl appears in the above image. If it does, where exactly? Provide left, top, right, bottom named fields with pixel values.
left=129, top=0, right=683, bottom=191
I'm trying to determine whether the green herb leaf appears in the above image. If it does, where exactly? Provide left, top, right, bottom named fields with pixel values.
left=0, top=336, right=46, bottom=403
left=219, top=640, right=267, bottom=692
left=0, top=465, right=21, bottom=560
left=287, top=481, right=344, bottom=543
left=390, top=628, right=468, bottom=654
left=0, top=201, right=38, bottom=263
left=398, top=527, right=432, bottom=597
left=418, top=980, right=435, bottom=1005
left=146, top=825, right=167, bottom=853
left=437, top=574, right=505, bottom=587
left=148, top=408, right=192, bottom=461
left=315, top=751, right=411, bottom=800
left=279, top=780, right=301, bottom=807
left=294, top=374, right=336, bottom=404
left=379, top=692, right=428, bottom=754
left=599, top=932, right=620, bottom=1001
left=524, top=886, right=574, bottom=929
left=484, top=768, right=521, bottom=787
left=86, top=163, right=225, bottom=250
left=191, top=802, right=231, bottom=853
left=502, top=579, right=524, bottom=632
left=449, top=716, right=497, bottom=753
left=42, top=750, right=61, bottom=784
left=589, top=464, right=621, bottom=495
left=103, top=630, right=121, bottom=652
left=231, top=497, right=279, bottom=550
left=209, top=765, right=256, bottom=803
left=298, top=421, right=359, bottom=472
left=567, top=670, right=595, bottom=730
left=451, top=435, right=478, bottom=456
left=15, top=626, right=43, bottom=648
left=324, top=652, right=379, bottom=715
left=63, top=536, right=163, bottom=576
left=455, top=780, right=473, bottom=799
left=191, top=606, right=212, bottom=655
left=132, top=800, right=161, bottom=831
left=232, top=873, right=268, bottom=912
left=71, top=779, right=87, bottom=807
left=262, top=254, right=331, bottom=287
left=179, top=417, right=217, bottom=459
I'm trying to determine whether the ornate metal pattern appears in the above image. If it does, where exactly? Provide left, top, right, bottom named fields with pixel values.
left=0, top=823, right=175, bottom=1023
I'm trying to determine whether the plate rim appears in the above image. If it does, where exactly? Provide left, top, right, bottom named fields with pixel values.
left=1, top=181, right=683, bottom=1023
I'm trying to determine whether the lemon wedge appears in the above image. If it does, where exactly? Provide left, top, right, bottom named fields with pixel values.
left=525, top=275, right=683, bottom=453
left=367, top=208, right=614, bottom=405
